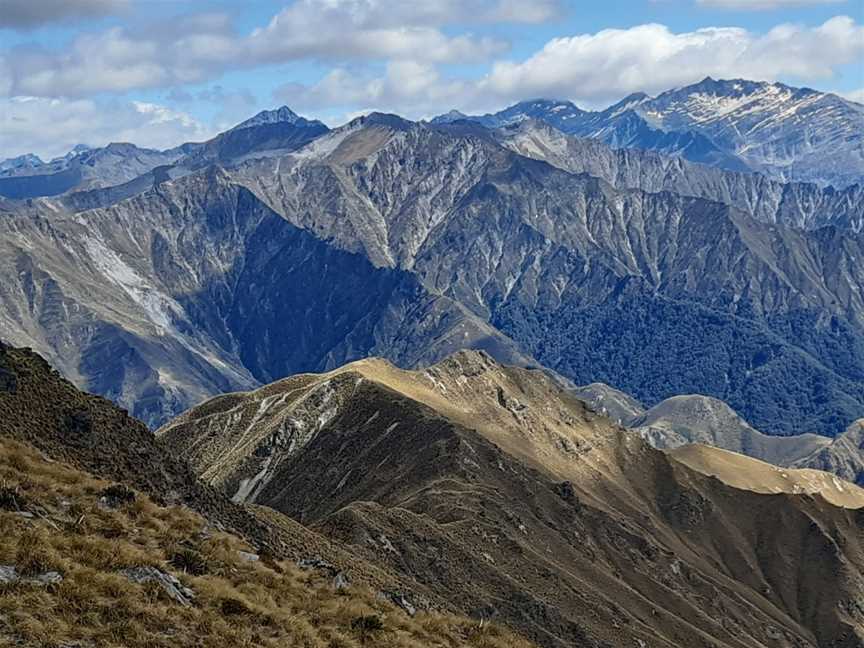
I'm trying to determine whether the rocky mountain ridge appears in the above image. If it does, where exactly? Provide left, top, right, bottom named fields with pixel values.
left=497, top=118, right=864, bottom=232
left=159, top=349, right=864, bottom=648
left=0, top=341, right=535, bottom=647
left=435, top=77, right=864, bottom=188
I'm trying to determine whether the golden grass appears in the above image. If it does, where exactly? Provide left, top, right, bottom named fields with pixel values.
left=0, top=439, right=534, bottom=648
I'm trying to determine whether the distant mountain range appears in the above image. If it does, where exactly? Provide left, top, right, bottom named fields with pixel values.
left=433, top=77, right=864, bottom=188
left=3, top=76, right=864, bottom=648
left=0, top=78, right=862, bottom=443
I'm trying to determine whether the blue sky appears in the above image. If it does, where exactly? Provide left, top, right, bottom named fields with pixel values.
left=1, top=0, right=862, bottom=159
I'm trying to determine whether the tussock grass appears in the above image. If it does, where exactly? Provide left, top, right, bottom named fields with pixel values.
left=0, top=439, right=534, bottom=648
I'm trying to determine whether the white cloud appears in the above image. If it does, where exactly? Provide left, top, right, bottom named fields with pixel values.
left=0, top=1, right=560, bottom=99
left=480, top=16, right=864, bottom=105
left=0, top=0, right=127, bottom=30
left=282, top=15, right=864, bottom=117
left=698, top=0, right=845, bottom=9
left=0, top=97, right=214, bottom=160
left=280, top=60, right=471, bottom=115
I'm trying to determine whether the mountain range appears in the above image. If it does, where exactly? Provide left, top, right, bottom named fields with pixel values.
left=2, top=75, right=864, bottom=648
left=159, top=349, right=864, bottom=647
left=576, top=383, right=864, bottom=486
left=434, top=77, right=864, bottom=189
left=0, top=78, right=863, bottom=444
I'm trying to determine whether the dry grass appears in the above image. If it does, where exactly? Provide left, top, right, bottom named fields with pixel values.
left=0, top=439, right=534, bottom=648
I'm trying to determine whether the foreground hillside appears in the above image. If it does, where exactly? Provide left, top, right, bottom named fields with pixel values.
left=161, top=350, right=864, bottom=648
left=0, top=342, right=531, bottom=647
left=0, top=439, right=527, bottom=648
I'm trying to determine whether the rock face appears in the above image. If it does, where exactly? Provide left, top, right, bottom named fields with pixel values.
left=1, top=110, right=864, bottom=435
left=435, top=78, right=864, bottom=188
left=232, top=116, right=864, bottom=437
left=497, top=119, right=864, bottom=232
left=161, top=350, right=864, bottom=648
left=636, top=77, right=864, bottom=188
left=0, top=167, right=525, bottom=427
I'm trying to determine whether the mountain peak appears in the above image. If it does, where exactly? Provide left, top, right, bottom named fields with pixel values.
left=0, top=153, right=44, bottom=173
left=347, top=111, right=414, bottom=130
left=232, top=105, right=321, bottom=131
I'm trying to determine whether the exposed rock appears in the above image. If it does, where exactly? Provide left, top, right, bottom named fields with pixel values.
left=333, top=571, right=350, bottom=590
left=3, top=111, right=864, bottom=437
left=121, top=566, right=195, bottom=606
left=438, top=78, right=864, bottom=188
left=553, top=481, right=577, bottom=504
left=0, top=565, right=63, bottom=586
left=379, top=590, right=417, bottom=617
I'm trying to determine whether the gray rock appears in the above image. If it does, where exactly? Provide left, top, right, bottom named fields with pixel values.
left=332, top=571, right=350, bottom=590
left=0, top=565, right=17, bottom=584
left=0, top=564, right=63, bottom=586
left=379, top=590, right=417, bottom=616
left=121, top=566, right=195, bottom=606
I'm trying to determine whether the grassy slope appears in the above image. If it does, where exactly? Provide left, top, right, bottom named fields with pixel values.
left=0, top=438, right=533, bottom=648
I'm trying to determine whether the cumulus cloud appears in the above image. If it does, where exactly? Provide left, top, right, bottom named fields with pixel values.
left=697, top=0, right=845, bottom=9
left=480, top=16, right=864, bottom=105
left=246, top=2, right=506, bottom=65
left=0, top=97, right=214, bottom=160
left=278, top=60, right=471, bottom=115
left=280, top=15, right=864, bottom=117
left=278, top=16, right=864, bottom=117
left=0, top=0, right=559, bottom=98
left=0, top=0, right=128, bottom=30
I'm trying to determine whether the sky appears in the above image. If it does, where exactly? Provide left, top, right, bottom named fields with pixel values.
left=0, top=0, right=862, bottom=160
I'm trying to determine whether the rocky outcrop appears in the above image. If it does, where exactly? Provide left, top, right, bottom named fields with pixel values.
left=121, top=567, right=195, bottom=606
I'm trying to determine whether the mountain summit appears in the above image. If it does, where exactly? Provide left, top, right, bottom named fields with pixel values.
left=232, top=105, right=325, bottom=131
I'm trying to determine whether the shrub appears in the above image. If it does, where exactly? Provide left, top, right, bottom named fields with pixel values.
left=169, top=547, right=210, bottom=576
left=351, top=614, right=384, bottom=643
